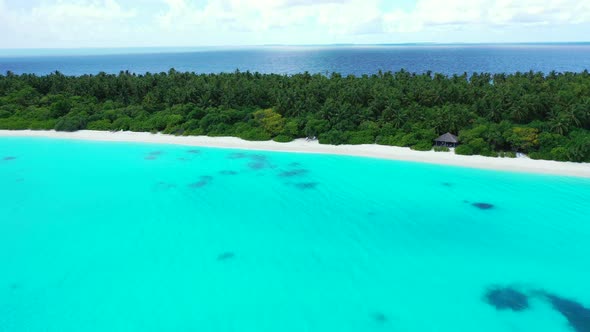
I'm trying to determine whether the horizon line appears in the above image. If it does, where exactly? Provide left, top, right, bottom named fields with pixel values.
left=1, top=41, right=590, bottom=51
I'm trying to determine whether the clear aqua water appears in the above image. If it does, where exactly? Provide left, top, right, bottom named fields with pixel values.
left=1, top=45, right=590, bottom=76
left=1, top=137, right=590, bottom=332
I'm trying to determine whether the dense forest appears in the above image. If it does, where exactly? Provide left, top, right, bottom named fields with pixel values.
left=0, top=69, right=589, bottom=162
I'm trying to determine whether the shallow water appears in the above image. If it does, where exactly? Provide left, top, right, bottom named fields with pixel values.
left=1, top=137, right=589, bottom=332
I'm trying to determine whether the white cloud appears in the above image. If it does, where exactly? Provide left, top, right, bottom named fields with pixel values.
left=32, top=0, right=135, bottom=21
left=157, top=0, right=382, bottom=35
left=1, top=0, right=590, bottom=47
left=0, top=0, right=138, bottom=47
left=384, top=0, right=590, bottom=33
left=156, top=0, right=590, bottom=40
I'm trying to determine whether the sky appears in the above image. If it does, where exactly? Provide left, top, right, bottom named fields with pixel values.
left=0, top=0, right=589, bottom=48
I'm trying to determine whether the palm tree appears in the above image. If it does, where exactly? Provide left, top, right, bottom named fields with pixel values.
left=563, top=106, right=582, bottom=127
left=510, top=105, right=528, bottom=123
left=549, top=112, right=570, bottom=135
left=574, top=98, right=590, bottom=128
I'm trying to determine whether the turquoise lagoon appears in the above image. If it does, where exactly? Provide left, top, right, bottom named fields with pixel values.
left=1, top=137, right=589, bottom=332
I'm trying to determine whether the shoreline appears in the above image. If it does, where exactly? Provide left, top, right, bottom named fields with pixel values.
left=1, top=129, right=589, bottom=178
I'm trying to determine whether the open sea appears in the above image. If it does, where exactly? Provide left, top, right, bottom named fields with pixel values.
left=1, top=137, right=590, bottom=332
left=1, top=44, right=590, bottom=76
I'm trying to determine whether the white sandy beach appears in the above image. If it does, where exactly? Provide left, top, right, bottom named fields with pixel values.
left=1, top=129, right=589, bottom=178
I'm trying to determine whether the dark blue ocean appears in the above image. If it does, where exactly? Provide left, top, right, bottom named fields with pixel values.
left=1, top=44, right=590, bottom=76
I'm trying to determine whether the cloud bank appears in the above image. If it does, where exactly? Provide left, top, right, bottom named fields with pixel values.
left=0, top=0, right=589, bottom=48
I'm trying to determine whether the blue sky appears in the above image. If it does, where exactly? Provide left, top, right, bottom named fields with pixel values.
left=1, top=0, right=589, bottom=48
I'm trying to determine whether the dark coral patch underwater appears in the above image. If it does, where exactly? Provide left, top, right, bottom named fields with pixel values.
left=248, top=161, right=268, bottom=170
left=483, top=285, right=590, bottom=332
left=484, top=286, right=529, bottom=311
left=371, top=312, right=388, bottom=323
left=472, top=202, right=495, bottom=210
left=247, top=155, right=275, bottom=170
left=189, top=176, right=213, bottom=188
left=279, top=169, right=309, bottom=177
left=228, top=152, right=248, bottom=159
left=250, top=154, right=267, bottom=161
left=156, top=182, right=177, bottom=190
left=145, top=151, right=164, bottom=160
left=539, top=292, right=590, bottom=332
left=227, top=152, right=274, bottom=170
left=249, top=160, right=274, bottom=171
left=220, top=170, right=238, bottom=175
left=295, top=182, right=319, bottom=190
left=217, top=252, right=236, bottom=261
left=3, top=156, right=17, bottom=161
left=9, top=282, right=21, bottom=290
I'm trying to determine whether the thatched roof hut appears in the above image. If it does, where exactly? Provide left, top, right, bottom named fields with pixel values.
left=434, top=133, right=459, bottom=147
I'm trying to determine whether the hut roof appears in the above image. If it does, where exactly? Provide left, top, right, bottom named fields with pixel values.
left=434, top=133, right=459, bottom=143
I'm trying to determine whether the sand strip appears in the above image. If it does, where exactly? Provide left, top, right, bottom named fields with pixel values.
left=1, top=130, right=589, bottom=178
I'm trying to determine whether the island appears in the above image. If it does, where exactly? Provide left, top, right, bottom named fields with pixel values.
left=1, top=69, right=589, bottom=165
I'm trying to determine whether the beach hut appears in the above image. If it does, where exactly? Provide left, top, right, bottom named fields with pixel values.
left=434, top=133, right=459, bottom=147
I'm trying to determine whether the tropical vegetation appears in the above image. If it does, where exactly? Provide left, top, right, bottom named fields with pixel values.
left=1, top=69, right=589, bottom=162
